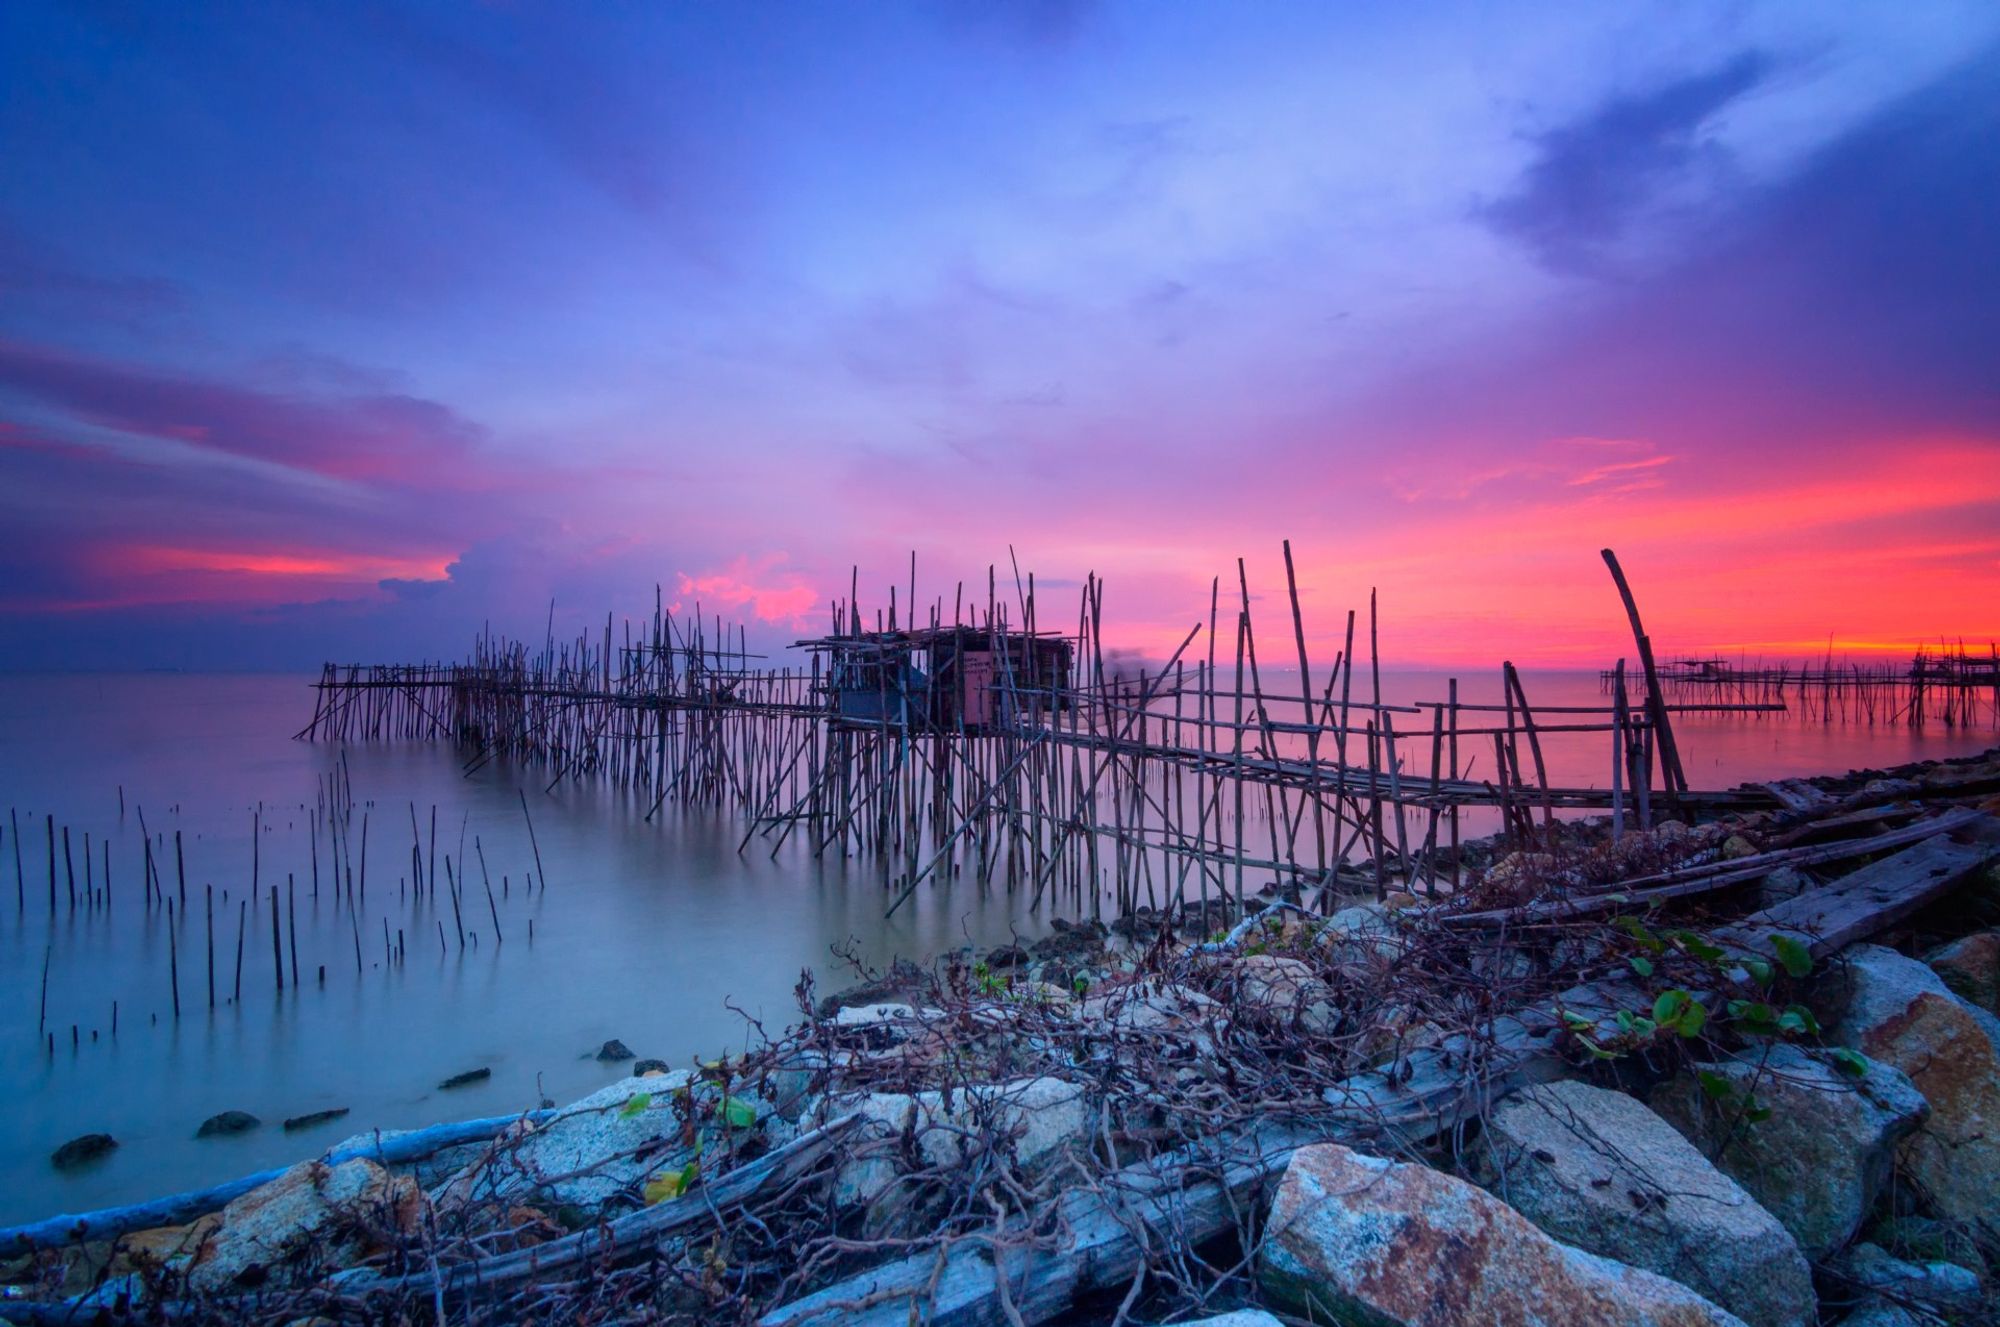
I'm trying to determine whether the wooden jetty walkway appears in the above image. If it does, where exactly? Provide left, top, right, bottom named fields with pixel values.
left=302, top=548, right=1805, bottom=918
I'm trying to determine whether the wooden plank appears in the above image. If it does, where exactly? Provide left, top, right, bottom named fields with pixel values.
left=1761, top=779, right=1835, bottom=813
left=1722, top=828, right=1999, bottom=956
left=1439, top=808, right=1981, bottom=929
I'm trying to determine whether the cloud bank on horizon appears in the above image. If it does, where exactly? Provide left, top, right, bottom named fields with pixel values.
left=1, top=2, right=1995, bottom=671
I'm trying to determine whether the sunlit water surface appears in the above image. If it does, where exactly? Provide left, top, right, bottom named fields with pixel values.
left=0, top=670, right=1991, bottom=1224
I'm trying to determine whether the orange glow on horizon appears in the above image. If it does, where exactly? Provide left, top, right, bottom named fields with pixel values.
left=118, top=546, right=451, bottom=581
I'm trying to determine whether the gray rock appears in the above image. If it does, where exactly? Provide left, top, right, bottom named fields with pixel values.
left=1229, top=954, right=1339, bottom=1035
left=1078, top=981, right=1224, bottom=1055
left=1757, top=866, right=1809, bottom=910
left=806, top=1076, right=1090, bottom=1212
left=437, top=1068, right=490, bottom=1090
left=1259, top=1142, right=1748, bottom=1326
left=985, top=944, right=1029, bottom=969
left=1831, top=1242, right=1982, bottom=1316
left=195, top=1110, right=260, bottom=1138
left=434, top=1071, right=724, bottom=1211
left=1868, top=1213, right=1989, bottom=1279
left=1472, top=1079, right=1812, bottom=1327
left=594, top=1038, right=635, bottom=1062
left=281, top=1107, right=349, bottom=1132
left=187, top=1157, right=421, bottom=1292
left=1924, top=931, right=2000, bottom=1012
left=1817, top=944, right=2000, bottom=1241
left=51, top=1133, right=117, bottom=1169
left=1649, top=1044, right=1928, bottom=1257
left=1839, top=1307, right=1932, bottom=1327
left=831, top=1001, right=924, bottom=1027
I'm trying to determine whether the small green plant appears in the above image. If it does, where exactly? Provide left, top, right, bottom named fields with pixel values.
left=1572, top=916, right=1847, bottom=1086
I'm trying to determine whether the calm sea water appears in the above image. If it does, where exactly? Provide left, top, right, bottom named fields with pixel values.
left=0, top=669, right=1992, bottom=1225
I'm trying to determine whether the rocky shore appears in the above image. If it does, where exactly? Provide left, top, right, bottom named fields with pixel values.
left=5, top=747, right=2000, bottom=1326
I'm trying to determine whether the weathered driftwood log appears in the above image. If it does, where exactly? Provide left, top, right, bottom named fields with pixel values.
left=0, top=1111, right=556, bottom=1256
left=1440, top=807, right=1981, bottom=929
left=0, top=1115, right=868, bottom=1327
left=332, top=1111, right=864, bottom=1301
left=761, top=817, right=2000, bottom=1327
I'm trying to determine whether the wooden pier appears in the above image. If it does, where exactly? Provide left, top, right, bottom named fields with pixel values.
left=1606, top=646, right=1999, bottom=728
left=303, top=548, right=1801, bottom=918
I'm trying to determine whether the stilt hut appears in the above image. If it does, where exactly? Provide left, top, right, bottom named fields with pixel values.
left=802, top=627, right=1074, bottom=735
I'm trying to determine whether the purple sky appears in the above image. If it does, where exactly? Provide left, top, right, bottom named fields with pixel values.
left=2, top=3, right=1996, bottom=670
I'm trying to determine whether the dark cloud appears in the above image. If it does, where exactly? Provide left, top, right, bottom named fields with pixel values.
left=1484, top=52, right=1774, bottom=273
left=1344, top=47, right=2000, bottom=480
left=0, top=340, right=487, bottom=485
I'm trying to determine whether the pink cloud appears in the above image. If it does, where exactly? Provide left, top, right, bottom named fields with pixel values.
left=673, top=555, right=820, bottom=628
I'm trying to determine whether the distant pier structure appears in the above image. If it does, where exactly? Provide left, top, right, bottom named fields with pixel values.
left=1613, top=647, right=2000, bottom=728
left=300, top=548, right=1987, bottom=918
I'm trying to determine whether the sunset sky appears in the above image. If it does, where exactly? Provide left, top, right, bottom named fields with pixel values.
left=2, top=3, right=1996, bottom=670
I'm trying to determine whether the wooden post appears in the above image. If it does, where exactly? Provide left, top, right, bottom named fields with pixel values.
left=271, top=884, right=285, bottom=992
left=1601, top=549, right=1687, bottom=797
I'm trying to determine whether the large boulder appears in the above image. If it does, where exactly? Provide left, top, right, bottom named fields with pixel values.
left=1472, top=1079, right=1812, bottom=1327
left=1817, top=944, right=2000, bottom=1239
left=1925, top=931, right=2000, bottom=1012
left=1649, top=1044, right=1928, bottom=1257
left=187, top=1158, right=420, bottom=1292
left=1259, top=1143, right=1747, bottom=1326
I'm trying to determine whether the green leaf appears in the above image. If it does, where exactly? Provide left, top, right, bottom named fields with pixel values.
left=1772, top=934, right=1813, bottom=980
left=1629, top=956, right=1654, bottom=978
left=1577, top=1035, right=1620, bottom=1061
left=1673, top=1001, right=1707, bottom=1038
left=1613, top=916, right=1664, bottom=953
left=1653, top=990, right=1689, bottom=1024
left=718, top=1096, right=758, bottom=1129
left=1615, top=1011, right=1657, bottom=1039
left=1698, top=1070, right=1736, bottom=1102
left=619, top=1093, right=653, bottom=1120
left=1829, top=1048, right=1870, bottom=1079
left=1782, top=1005, right=1821, bottom=1037
left=1563, top=1011, right=1597, bottom=1031
left=1744, top=1104, right=1773, bottom=1124
left=1743, top=958, right=1774, bottom=987
left=1670, top=931, right=1725, bottom=963
left=644, top=1171, right=687, bottom=1203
